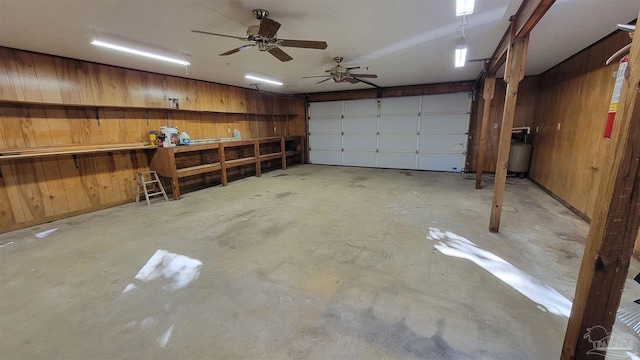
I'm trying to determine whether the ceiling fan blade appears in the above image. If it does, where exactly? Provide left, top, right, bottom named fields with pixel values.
left=347, top=66, right=361, bottom=71
left=279, top=39, right=328, bottom=49
left=192, top=30, right=247, bottom=41
left=302, top=75, right=330, bottom=79
left=345, top=77, right=360, bottom=84
left=220, top=44, right=255, bottom=56
left=258, top=17, right=281, bottom=38
left=350, top=73, right=378, bottom=78
left=316, top=78, right=332, bottom=84
left=267, top=47, right=293, bottom=62
left=357, top=78, right=381, bottom=88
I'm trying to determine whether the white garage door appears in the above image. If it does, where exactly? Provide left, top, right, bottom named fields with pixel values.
left=309, top=92, right=470, bottom=172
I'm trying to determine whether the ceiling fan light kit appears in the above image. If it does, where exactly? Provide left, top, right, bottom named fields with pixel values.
left=302, top=56, right=379, bottom=87
left=192, top=9, right=327, bottom=63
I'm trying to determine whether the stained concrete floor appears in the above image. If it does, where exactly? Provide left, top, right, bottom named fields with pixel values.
left=1, top=165, right=639, bottom=359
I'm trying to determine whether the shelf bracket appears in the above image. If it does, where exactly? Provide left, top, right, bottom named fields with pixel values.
left=165, top=111, right=169, bottom=126
left=72, top=154, right=79, bottom=169
left=95, top=107, right=100, bottom=126
left=145, top=109, right=149, bottom=126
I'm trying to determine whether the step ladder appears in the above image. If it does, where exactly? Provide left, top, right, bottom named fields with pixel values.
left=136, top=171, right=169, bottom=206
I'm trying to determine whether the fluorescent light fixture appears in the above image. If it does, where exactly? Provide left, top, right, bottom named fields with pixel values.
left=455, top=44, right=468, bottom=68
left=244, top=75, right=283, bottom=86
left=456, top=0, right=475, bottom=16
left=91, top=40, right=190, bottom=66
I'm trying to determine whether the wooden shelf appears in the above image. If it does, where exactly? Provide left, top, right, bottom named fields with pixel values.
left=260, top=153, right=283, bottom=161
left=173, top=143, right=219, bottom=153
left=0, top=99, right=296, bottom=117
left=225, top=157, right=257, bottom=168
left=149, top=136, right=304, bottom=199
left=176, top=163, right=222, bottom=178
left=259, top=137, right=283, bottom=144
left=0, top=143, right=155, bottom=160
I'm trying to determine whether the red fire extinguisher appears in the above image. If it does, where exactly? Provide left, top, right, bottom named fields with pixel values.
left=604, top=55, right=629, bottom=138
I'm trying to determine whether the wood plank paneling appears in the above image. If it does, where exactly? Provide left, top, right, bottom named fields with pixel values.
left=528, top=30, right=630, bottom=220
left=0, top=175, right=16, bottom=227
left=32, top=53, right=63, bottom=104
left=0, top=46, right=306, bottom=233
left=0, top=162, right=26, bottom=223
left=5, top=49, right=42, bottom=103
left=307, top=82, right=474, bottom=102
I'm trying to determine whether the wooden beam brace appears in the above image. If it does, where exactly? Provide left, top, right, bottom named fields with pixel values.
left=487, top=0, right=555, bottom=76
left=489, top=35, right=528, bottom=232
left=475, top=76, right=496, bottom=189
left=489, top=22, right=514, bottom=77
left=562, top=18, right=640, bottom=358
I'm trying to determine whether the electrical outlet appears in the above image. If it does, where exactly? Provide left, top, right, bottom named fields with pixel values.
left=536, top=126, right=539, bottom=133
left=274, top=126, right=277, bottom=132
left=493, top=123, right=498, bottom=129
left=557, top=123, right=561, bottom=130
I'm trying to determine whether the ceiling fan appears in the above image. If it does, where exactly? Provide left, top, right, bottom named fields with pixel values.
left=192, top=9, right=327, bottom=62
left=303, top=57, right=379, bottom=87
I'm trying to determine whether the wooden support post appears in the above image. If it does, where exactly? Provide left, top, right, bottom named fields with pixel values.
left=489, top=35, right=528, bottom=233
left=475, top=76, right=496, bottom=189
left=219, top=143, right=228, bottom=186
left=254, top=140, right=261, bottom=177
left=562, top=26, right=640, bottom=359
left=281, top=137, right=287, bottom=170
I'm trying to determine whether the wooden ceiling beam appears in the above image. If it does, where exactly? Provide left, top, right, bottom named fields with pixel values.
left=487, top=0, right=555, bottom=76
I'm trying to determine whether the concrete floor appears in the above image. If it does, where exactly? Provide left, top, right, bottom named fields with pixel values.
left=1, top=165, right=639, bottom=359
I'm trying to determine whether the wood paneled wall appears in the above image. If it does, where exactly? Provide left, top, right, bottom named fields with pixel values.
left=528, top=31, right=631, bottom=220
left=467, top=76, right=539, bottom=172
left=306, top=81, right=474, bottom=102
left=0, top=47, right=306, bottom=233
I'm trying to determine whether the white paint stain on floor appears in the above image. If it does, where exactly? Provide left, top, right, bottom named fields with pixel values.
left=118, top=250, right=202, bottom=348
left=35, top=228, right=58, bottom=238
left=120, top=283, right=138, bottom=296
left=135, top=249, right=202, bottom=291
left=158, top=325, right=175, bottom=348
left=427, top=227, right=573, bottom=317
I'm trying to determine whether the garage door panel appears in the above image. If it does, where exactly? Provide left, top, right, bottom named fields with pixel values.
left=380, top=96, right=420, bottom=115
left=309, top=101, right=342, bottom=118
left=343, top=152, right=377, bottom=167
left=310, top=150, right=342, bottom=165
left=309, top=118, right=342, bottom=133
left=378, top=153, right=417, bottom=169
left=379, top=116, right=419, bottom=133
left=419, top=134, right=467, bottom=153
left=380, top=134, right=417, bottom=152
left=343, top=117, right=377, bottom=133
left=421, top=93, right=470, bottom=114
left=343, top=135, right=377, bottom=151
left=310, top=92, right=470, bottom=172
left=418, top=154, right=465, bottom=172
left=344, top=99, right=378, bottom=117
left=420, top=114, right=470, bottom=133
left=309, top=134, right=342, bottom=150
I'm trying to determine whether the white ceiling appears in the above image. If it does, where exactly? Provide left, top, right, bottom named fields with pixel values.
left=0, top=0, right=637, bottom=94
